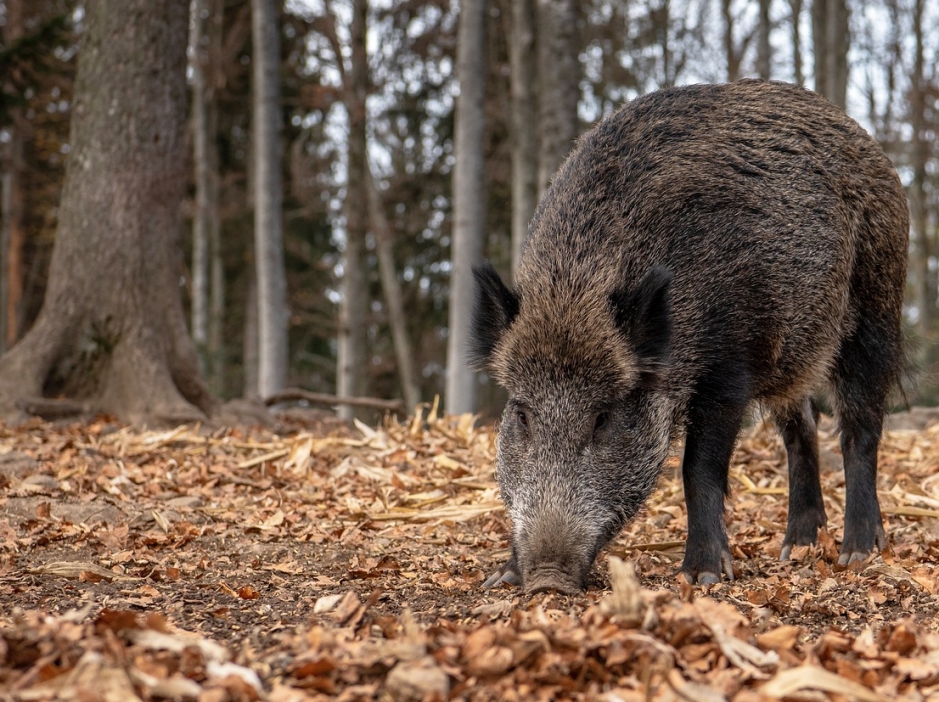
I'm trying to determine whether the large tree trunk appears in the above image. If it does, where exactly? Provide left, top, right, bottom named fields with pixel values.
left=336, top=0, right=369, bottom=421
left=812, top=0, right=849, bottom=109
left=503, top=0, right=538, bottom=280
left=251, top=0, right=289, bottom=397
left=0, top=0, right=214, bottom=424
left=535, top=0, right=579, bottom=197
left=1, top=0, right=25, bottom=352
left=366, top=164, right=421, bottom=413
left=446, top=0, right=487, bottom=415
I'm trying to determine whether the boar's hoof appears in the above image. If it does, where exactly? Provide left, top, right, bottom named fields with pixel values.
left=482, top=560, right=520, bottom=589
left=681, top=550, right=734, bottom=585
left=681, top=569, right=730, bottom=586
left=837, top=551, right=871, bottom=567
left=837, top=525, right=887, bottom=566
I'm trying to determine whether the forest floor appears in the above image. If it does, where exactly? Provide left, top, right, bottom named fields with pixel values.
left=1, top=405, right=939, bottom=701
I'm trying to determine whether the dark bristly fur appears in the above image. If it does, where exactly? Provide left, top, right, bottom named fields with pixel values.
left=471, top=80, right=909, bottom=593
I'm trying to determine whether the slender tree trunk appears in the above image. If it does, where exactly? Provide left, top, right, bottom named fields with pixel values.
left=880, top=0, right=902, bottom=143
left=0, top=168, right=9, bottom=351
left=503, top=0, right=538, bottom=280
left=336, top=0, right=369, bottom=420
left=207, top=0, right=225, bottom=393
left=1, top=0, right=25, bottom=351
left=812, top=0, right=849, bottom=109
left=446, top=0, right=488, bottom=415
left=657, top=0, right=671, bottom=86
left=366, top=164, right=421, bottom=412
left=251, top=0, right=288, bottom=397
left=811, top=0, right=825, bottom=96
left=757, top=0, right=772, bottom=79
left=829, top=0, right=849, bottom=110
left=535, top=0, right=579, bottom=197
left=722, top=0, right=741, bottom=82
left=1, top=131, right=24, bottom=352
left=191, top=0, right=224, bottom=392
left=243, top=265, right=259, bottom=397
left=209, top=208, right=225, bottom=392
left=0, top=158, right=15, bottom=353
left=909, top=0, right=933, bottom=344
left=0, top=0, right=214, bottom=424
left=790, top=0, right=804, bottom=85
left=190, top=0, right=211, bottom=372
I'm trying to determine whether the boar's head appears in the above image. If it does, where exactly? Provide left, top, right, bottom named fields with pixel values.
left=470, top=263, right=674, bottom=595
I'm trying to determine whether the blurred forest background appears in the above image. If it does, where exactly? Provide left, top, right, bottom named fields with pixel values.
left=0, top=0, right=937, bottom=422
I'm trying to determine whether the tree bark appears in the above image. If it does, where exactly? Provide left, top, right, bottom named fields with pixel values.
left=1, top=0, right=25, bottom=351
left=790, top=0, right=804, bottom=85
left=812, top=0, right=849, bottom=109
left=909, top=0, right=934, bottom=344
left=251, top=0, right=289, bottom=398
left=757, top=0, right=772, bottom=79
left=366, top=163, right=421, bottom=413
left=656, top=0, right=672, bottom=87
left=190, top=0, right=211, bottom=373
left=535, top=0, right=579, bottom=197
left=206, top=0, right=225, bottom=393
left=243, top=264, right=259, bottom=398
left=503, top=0, right=538, bottom=280
left=446, top=0, right=488, bottom=415
left=722, top=0, right=742, bottom=82
left=335, top=0, right=370, bottom=421
left=0, top=0, right=215, bottom=424
left=209, top=200, right=225, bottom=392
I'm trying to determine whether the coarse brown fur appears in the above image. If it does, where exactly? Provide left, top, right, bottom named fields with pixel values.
left=472, top=80, right=909, bottom=593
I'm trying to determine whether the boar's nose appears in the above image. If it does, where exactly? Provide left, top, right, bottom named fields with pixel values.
left=513, top=500, right=600, bottom=595
left=525, top=566, right=584, bottom=595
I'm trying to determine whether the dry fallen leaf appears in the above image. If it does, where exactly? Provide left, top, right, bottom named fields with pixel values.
left=601, top=556, right=646, bottom=626
left=760, top=665, right=889, bottom=702
left=385, top=656, right=449, bottom=701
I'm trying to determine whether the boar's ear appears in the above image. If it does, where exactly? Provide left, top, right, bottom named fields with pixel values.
left=469, top=263, right=520, bottom=369
left=611, top=266, right=672, bottom=386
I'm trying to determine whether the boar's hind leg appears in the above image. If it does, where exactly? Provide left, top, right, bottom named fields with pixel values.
left=680, top=385, right=750, bottom=585
left=832, top=318, right=893, bottom=565
left=776, top=397, right=827, bottom=560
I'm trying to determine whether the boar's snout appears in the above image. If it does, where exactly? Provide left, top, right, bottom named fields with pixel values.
left=525, top=567, right=585, bottom=596
left=512, top=504, right=605, bottom=595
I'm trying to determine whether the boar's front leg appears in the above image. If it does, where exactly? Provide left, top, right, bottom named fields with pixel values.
left=680, top=375, right=750, bottom=584
left=482, top=552, right=520, bottom=588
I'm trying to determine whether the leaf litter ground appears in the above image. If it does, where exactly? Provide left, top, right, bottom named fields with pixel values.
left=1, top=406, right=939, bottom=701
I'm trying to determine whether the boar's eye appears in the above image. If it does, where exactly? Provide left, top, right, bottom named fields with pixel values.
left=594, top=412, right=610, bottom=434
left=517, top=409, right=529, bottom=430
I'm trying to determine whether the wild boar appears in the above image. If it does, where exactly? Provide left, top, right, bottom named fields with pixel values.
left=470, top=80, right=908, bottom=594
